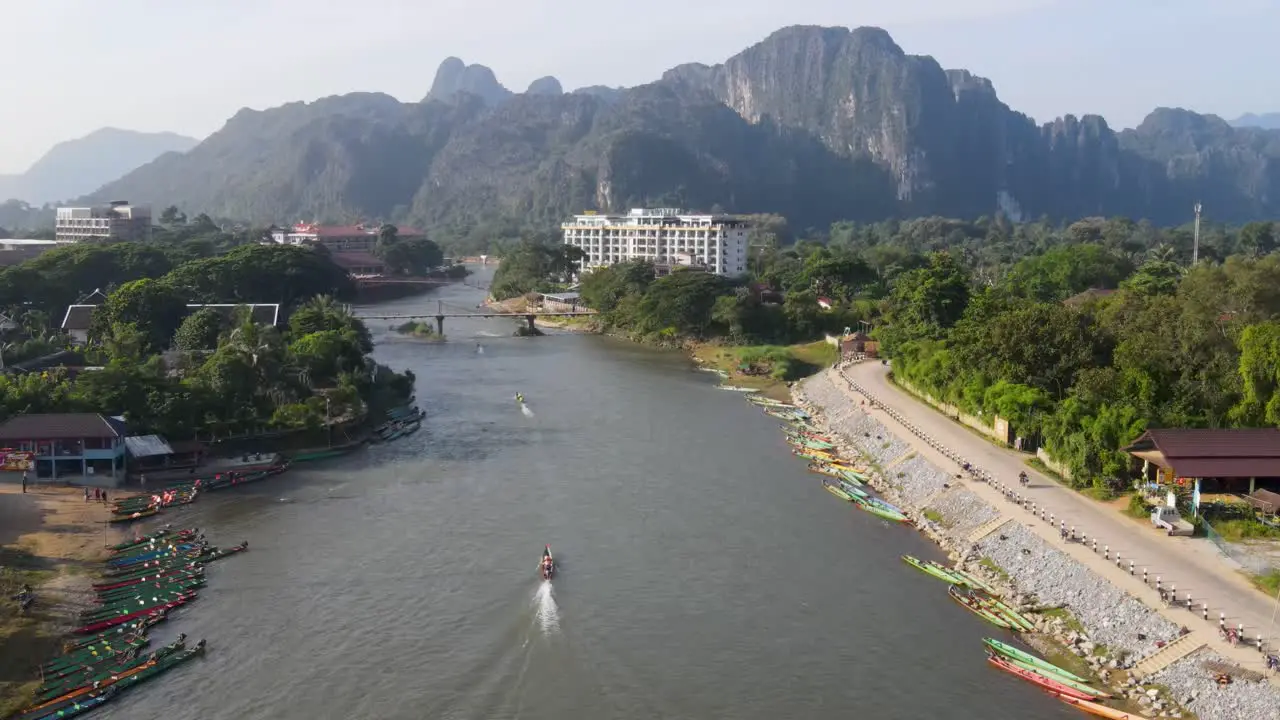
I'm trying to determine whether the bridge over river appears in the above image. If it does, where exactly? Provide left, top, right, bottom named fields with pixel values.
left=354, top=299, right=596, bottom=334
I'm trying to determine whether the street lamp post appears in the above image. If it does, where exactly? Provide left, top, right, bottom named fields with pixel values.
left=325, top=398, right=332, bottom=448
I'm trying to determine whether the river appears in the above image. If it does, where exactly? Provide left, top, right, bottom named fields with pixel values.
left=98, top=270, right=1076, bottom=720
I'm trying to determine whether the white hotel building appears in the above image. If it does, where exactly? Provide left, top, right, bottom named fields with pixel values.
left=562, top=208, right=750, bottom=277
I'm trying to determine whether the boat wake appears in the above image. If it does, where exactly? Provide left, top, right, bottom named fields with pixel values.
left=533, top=581, right=559, bottom=633
left=520, top=403, right=535, bottom=418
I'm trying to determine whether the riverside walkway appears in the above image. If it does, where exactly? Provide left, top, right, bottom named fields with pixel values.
left=841, top=361, right=1280, bottom=678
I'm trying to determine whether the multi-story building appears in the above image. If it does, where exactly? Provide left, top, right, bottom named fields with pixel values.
left=55, top=201, right=152, bottom=243
left=561, top=208, right=750, bottom=277
left=269, top=223, right=425, bottom=253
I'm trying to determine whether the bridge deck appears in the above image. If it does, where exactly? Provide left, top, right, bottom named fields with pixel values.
left=356, top=312, right=597, bottom=319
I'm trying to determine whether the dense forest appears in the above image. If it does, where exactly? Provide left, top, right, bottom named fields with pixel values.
left=0, top=214, right=413, bottom=440
left=495, top=215, right=1280, bottom=490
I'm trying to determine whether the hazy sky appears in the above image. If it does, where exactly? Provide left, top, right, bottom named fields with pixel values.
left=2, top=0, right=1277, bottom=173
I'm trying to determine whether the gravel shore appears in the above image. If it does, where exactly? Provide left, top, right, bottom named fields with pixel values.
left=793, top=368, right=1280, bottom=719
left=1150, top=648, right=1280, bottom=720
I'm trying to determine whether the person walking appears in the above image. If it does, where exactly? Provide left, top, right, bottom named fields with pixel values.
left=21, top=470, right=27, bottom=494
left=83, top=486, right=90, bottom=502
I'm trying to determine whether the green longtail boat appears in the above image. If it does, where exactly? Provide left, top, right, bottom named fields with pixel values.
left=854, top=497, right=908, bottom=523
left=940, top=565, right=997, bottom=594
left=1000, top=655, right=1107, bottom=697
left=902, top=555, right=965, bottom=584
left=29, top=638, right=186, bottom=705
left=24, top=641, right=206, bottom=720
left=96, top=578, right=205, bottom=604
left=982, top=638, right=1089, bottom=683
left=40, top=637, right=149, bottom=675
left=837, top=479, right=869, bottom=499
left=823, top=482, right=853, bottom=501
left=972, top=591, right=1036, bottom=632
left=948, top=586, right=1012, bottom=629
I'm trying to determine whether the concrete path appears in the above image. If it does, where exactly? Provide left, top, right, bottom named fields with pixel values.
left=840, top=361, right=1280, bottom=677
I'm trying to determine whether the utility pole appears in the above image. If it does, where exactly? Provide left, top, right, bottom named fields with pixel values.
left=1192, top=202, right=1202, bottom=265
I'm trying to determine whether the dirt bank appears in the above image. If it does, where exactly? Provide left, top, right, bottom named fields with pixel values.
left=0, top=485, right=121, bottom=716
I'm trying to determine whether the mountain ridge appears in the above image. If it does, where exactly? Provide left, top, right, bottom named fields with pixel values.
left=1231, top=112, right=1280, bottom=130
left=1, top=128, right=199, bottom=205
left=85, top=25, right=1280, bottom=233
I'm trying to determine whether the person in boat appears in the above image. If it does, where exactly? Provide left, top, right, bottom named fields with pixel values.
left=515, top=393, right=525, bottom=404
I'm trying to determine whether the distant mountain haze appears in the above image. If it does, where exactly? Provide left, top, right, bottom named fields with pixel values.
left=0, top=128, right=199, bottom=205
left=85, top=25, right=1280, bottom=231
left=1231, top=113, right=1280, bottom=130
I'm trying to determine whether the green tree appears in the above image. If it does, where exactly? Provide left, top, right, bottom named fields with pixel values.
left=878, top=251, right=970, bottom=348
left=93, top=279, right=189, bottom=354
left=174, top=307, right=226, bottom=351
left=378, top=237, right=444, bottom=275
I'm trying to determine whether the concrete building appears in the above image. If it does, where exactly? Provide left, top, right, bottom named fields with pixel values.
left=55, top=201, right=152, bottom=243
left=562, top=208, right=750, bottom=277
left=269, top=223, right=425, bottom=254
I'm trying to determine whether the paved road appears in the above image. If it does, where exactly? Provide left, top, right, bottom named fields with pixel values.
left=843, top=361, right=1280, bottom=674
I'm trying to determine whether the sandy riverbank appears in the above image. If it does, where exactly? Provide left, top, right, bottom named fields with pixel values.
left=794, top=366, right=1280, bottom=720
left=0, top=484, right=121, bottom=716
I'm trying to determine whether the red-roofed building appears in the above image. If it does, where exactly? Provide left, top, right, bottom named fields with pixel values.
left=269, top=223, right=426, bottom=254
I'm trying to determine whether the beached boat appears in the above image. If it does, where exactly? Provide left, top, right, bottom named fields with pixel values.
left=902, top=555, right=965, bottom=584
left=863, top=496, right=905, bottom=516
left=64, top=617, right=162, bottom=652
left=108, top=508, right=159, bottom=524
left=971, top=590, right=1036, bottom=632
left=853, top=497, right=909, bottom=523
left=718, top=385, right=759, bottom=393
left=93, top=567, right=202, bottom=592
left=823, top=482, right=853, bottom=501
left=947, top=586, right=1013, bottom=628
left=26, top=637, right=186, bottom=708
left=838, top=469, right=867, bottom=485
left=983, top=638, right=1089, bottom=683
left=74, top=594, right=195, bottom=635
left=21, top=641, right=206, bottom=720
left=40, top=637, right=149, bottom=674
left=107, top=528, right=191, bottom=552
left=1056, top=694, right=1152, bottom=719
left=291, top=440, right=365, bottom=462
left=807, top=463, right=842, bottom=478
left=986, top=654, right=1094, bottom=701
left=836, top=479, right=869, bottom=499
left=947, top=566, right=998, bottom=594
left=1001, top=656, right=1106, bottom=697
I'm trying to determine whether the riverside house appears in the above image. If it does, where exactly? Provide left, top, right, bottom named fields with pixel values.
left=0, top=413, right=127, bottom=485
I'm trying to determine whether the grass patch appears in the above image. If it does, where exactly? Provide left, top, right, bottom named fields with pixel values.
left=923, top=508, right=955, bottom=528
left=1080, top=486, right=1120, bottom=502
left=692, top=341, right=836, bottom=400
left=1248, top=569, right=1280, bottom=596
left=1040, top=607, right=1087, bottom=634
left=979, top=557, right=1011, bottom=583
left=1124, top=493, right=1152, bottom=519
left=1209, top=518, right=1280, bottom=541
left=1029, top=637, right=1096, bottom=683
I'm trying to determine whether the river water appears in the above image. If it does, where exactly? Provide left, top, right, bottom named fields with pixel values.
left=98, top=270, right=1075, bottom=720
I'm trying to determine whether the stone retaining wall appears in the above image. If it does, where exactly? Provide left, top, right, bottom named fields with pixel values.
left=794, top=368, right=1280, bottom=720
